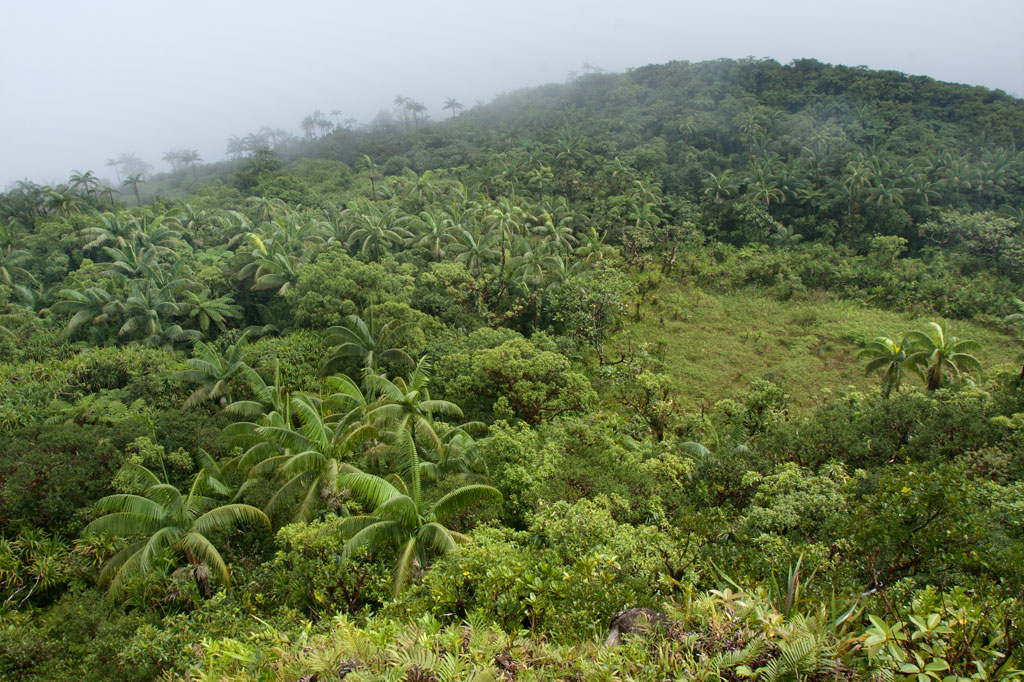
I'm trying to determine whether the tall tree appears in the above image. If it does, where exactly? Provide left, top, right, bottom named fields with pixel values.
left=123, top=174, right=146, bottom=205
left=443, top=97, right=464, bottom=118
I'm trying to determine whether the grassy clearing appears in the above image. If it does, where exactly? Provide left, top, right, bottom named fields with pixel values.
left=604, top=283, right=1021, bottom=412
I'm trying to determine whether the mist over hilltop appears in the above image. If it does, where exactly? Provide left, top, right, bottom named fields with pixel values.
left=2, top=0, right=1022, bottom=187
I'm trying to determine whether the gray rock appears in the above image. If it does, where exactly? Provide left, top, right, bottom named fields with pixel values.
left=604, top=608, right=669, bottom=646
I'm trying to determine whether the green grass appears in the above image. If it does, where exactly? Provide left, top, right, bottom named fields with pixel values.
left=605, top=284, right=1021, bottom=412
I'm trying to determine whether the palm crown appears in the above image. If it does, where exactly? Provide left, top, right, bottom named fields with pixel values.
left=84, top=464, right=268, bottom=597
left=859, top=332, right=909, bottom=398
left=904, top=322, right=982, bottom=391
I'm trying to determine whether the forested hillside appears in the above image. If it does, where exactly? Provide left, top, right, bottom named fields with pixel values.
left=1, top=58, right=1023, bottom=681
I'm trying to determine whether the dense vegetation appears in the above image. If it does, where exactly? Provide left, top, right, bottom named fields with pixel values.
left=2, top=57, right=1023, bottom=681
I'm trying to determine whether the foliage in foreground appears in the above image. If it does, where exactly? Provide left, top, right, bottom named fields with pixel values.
left=184, top=585, right=1021, bottom=682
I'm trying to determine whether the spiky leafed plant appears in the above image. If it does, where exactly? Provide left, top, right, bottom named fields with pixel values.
left=173, top=332, right=252, bottom=410
left=905, top=322, right=982, bottom=391
left=84, top=464, right=268, bottom=598
left=859, top=332, right=909, bottom=398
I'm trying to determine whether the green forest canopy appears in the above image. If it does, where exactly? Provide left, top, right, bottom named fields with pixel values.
left=1, top=57, right=1023, bottom=681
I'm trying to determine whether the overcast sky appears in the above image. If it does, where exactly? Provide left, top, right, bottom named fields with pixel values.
left=2, top=0, right=1022, bottom=188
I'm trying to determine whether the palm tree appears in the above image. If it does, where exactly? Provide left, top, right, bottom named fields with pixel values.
left=703, top=170, right=739, bottom=204
left=103, top=241, right=160, bottom=280
left=906, top=172, right=941, bottom=205
left=485, top=199, right=526, bottom=276
left=532, top=213, right=577, bottom=252
left=236, top=234, right=303, bottom=295
left=510, top=239, right=560, bottom=287
left=329, top=463, right=500, bottom=595
left=843, top=157, right=871, bottom=222
left=51, top=287, right=118, bottom=340
left=106, top=158, right=123, bottom=185
left=365, top=357, right=463, bottom=469
left=300, top=115, right=316, bottom=140
left=182, top=289, right=243, bottom=334
left=174, top=333, right=252, bottom=410
left=574, top=227, right=616, bottom=264
left=84, top=464, right=268, bottom=597
left=905, top=322, right=982, bottom=391
left=393, top=96, right=410, bottom=128
left=225, top=135, right=245, bottom=159
left=117, top=277, right=199, bottom=349
left=443, top=97, right=463, bottom=118
left=221, top=362, right=293, bottom=479
left=407, top=100, right=427, bottom=127
left=224, top=361, right=288, bottom=425
left=735, top=109, right=764, bottom=159
left=181, top=149, right=202, bottom=179
left=343, top=205, right=411, bottom=260
left=69, top=170, right=101, bottom=198
left=410, top=209, right=455, bottom=259
left=356, top=155, right=379, bottom=197
left=745, top=160, right=784, bottom=208
left=432, top=423, right=490, bottom=478
left=44, top=187, right=87, bottom=217
left=123, top=174, right=146, bottom=205
left=401, top=169, right=440, bottom=206
left=248, top=392, right=365, bottom=523
left=323, top=307, right=414, bottom=377
left=83, top=211, right=133, bottom=251
left=327, top=366, right=498, bottom=596
left=10, top=282, right=53, bottom=313
left=0, top=245, right=36, bottom=287
left=162, top=149, right=184, bottom=169
left=859, top=332, right=909, bottom=398
left=450, top=228, right=498, bottom=275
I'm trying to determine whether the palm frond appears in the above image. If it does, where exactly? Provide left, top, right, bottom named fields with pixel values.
left=372, top=494, right=419, bottom=528
left=139, top=526, right=183, bottom=575
left=337, top=472, right=405, bottom=509
left=192, top=504, right=269, bottom=535
left=180, top=531, right=231, bottom=586
left=430, top=485, right=501, bottom=522
left=391, top=536, right=418, bottom=595
left=91, top=494, right=168, bottom=523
